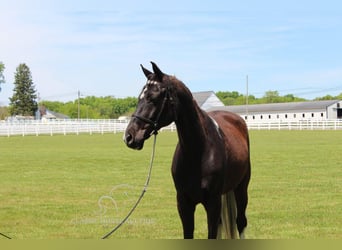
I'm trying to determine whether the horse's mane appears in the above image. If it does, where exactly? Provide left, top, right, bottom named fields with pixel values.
left=168, top=75, right=202, bottom=113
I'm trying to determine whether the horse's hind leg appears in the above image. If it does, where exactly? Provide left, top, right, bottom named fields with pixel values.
left=234, top=169, right=250, bottom=238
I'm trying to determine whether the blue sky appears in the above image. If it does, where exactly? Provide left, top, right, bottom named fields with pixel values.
left=1, top=0, right=342, bottom=105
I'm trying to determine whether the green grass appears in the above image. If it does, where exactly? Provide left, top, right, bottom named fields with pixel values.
left=0, top=131, right=341, bottom=239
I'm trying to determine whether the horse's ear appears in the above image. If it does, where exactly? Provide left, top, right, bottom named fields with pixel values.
left=151, top=62, right=164, bottom=82
left=140, top=64, right=153, bottom=78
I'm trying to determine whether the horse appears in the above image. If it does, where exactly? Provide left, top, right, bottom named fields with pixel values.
left=124, top=62, right=251, bottom=239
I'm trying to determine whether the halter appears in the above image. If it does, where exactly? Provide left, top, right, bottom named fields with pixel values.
left=132, top=85, right=175, bottom=135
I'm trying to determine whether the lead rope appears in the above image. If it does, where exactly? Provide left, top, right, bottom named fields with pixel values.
left=102, top=132, right=158, bottom=239
left=0, top=232, right=11, bottom=239
left=0, top=133, right=158, bottom=240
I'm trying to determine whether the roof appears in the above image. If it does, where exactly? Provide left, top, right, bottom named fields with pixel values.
left=192, top=91, right=224, bottom=110
left=46, top=109, right=70, bottom=119
left=192, top=91, right=215, bottom=107
left=39, top=106, right=70, bottom=119
left=208, top=100, right=341, bottom=114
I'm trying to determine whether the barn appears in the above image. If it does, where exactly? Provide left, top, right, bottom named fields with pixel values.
left=209, top=100, right=342, bottom=122
left=192, top=91, right=224, bottom=111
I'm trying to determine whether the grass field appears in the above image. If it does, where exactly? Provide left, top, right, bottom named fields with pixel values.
left=0, top=130, right=341, bottom=239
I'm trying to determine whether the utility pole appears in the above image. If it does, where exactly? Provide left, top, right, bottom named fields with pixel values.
left=77, top=90, right=80, bottom=120
left=246, top=75, right=249, bottom=117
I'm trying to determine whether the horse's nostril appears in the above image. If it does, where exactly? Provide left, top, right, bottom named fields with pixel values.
left=125, top=133, right=133, bottom=144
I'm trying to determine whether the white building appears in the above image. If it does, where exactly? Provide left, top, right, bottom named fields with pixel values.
left=38, top=106, right=70, bottom=121
left=209, top=100, right=342, bottom=121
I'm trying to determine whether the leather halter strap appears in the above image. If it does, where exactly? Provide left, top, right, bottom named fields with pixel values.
left=132, top=86, right=174, bottom=135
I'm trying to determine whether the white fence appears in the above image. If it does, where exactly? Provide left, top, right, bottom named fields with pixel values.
left=1, top=119, right=342, bottom=137
left=0, top=119, right=177, bottom=137
left=247, top=119, right=342, bottom=130
left=0, top=119, right=126, bottom=137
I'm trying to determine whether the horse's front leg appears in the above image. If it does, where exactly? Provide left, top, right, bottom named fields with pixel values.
left=203, top=195, right=221, bottom=239
left=177, top=192, right=196, bottom=239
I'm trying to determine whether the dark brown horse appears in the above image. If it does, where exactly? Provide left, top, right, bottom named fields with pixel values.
left=124, top=62, right=251, bottom=239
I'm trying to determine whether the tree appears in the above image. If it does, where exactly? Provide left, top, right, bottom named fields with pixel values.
left=263, top=90, right=280, bottom=103
left=9, top=63, right=38, bottom=116
left=0, top=61, right=5, bottom=92
left=216, top=91, right=245, bottom=105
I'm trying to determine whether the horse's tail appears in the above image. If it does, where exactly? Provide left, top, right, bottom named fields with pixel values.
left=217, top=191, right=239, bottom=239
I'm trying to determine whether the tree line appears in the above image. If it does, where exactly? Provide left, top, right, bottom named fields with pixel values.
left=0, top=62, right=138, bottom=119
left=40, top=90, right=342, bottom=119
left=1, top=62, right=341, bottom=120
left=216, top=90, right=342, bottom=106
left=40, top=96, right=137, bottom=119
left=216, top=90, right=306, bottom=105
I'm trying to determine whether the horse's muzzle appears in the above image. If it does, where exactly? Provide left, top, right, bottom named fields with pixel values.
left=124, top=131, right=146, bottom=150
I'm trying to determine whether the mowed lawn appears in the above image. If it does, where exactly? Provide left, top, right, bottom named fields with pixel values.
left=0, top=130, right=341, bottom=239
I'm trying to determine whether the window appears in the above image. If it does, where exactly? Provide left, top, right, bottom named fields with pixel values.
left=338, top=109, right=342, bottom=119
left=321, top=113, right=324, bottom=117
left=252, top=115, right=255, bottom=120
left=260, top=115, right=263, bottom=119
left=302, top=113, right=305, bottom=118
left=268, top=115, right=271, bottom=119
left=293, top=114, right=296, bottom=118
left=285, top=114, right=288, bottom=119
left=245, top=116, right=248, bottom=120
left=277, top=114, right=279, bottom=119
left=311, top=113, right=314, bottom=118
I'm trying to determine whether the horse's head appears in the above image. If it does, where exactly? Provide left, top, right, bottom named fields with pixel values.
left=124, top=62, right=176, bottom=150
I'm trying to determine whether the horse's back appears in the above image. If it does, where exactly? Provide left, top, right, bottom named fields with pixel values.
left=208, top=110, right=249, bottom=143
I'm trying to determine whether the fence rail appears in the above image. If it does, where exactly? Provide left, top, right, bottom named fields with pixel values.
left=1, top=119, right=342, bottom=137
left=0, top=119, right=177, bottom=137
left=247, top=119, right=342, bottom=130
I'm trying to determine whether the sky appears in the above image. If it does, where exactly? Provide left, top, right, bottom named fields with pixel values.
left=1, top=0, right=342, bottom=105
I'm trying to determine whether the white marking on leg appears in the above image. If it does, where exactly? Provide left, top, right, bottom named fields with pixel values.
left=239, top=229, right=245, bottom=239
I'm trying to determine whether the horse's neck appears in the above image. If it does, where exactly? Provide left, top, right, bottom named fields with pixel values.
left=175, top=98, right=207, bottom=153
